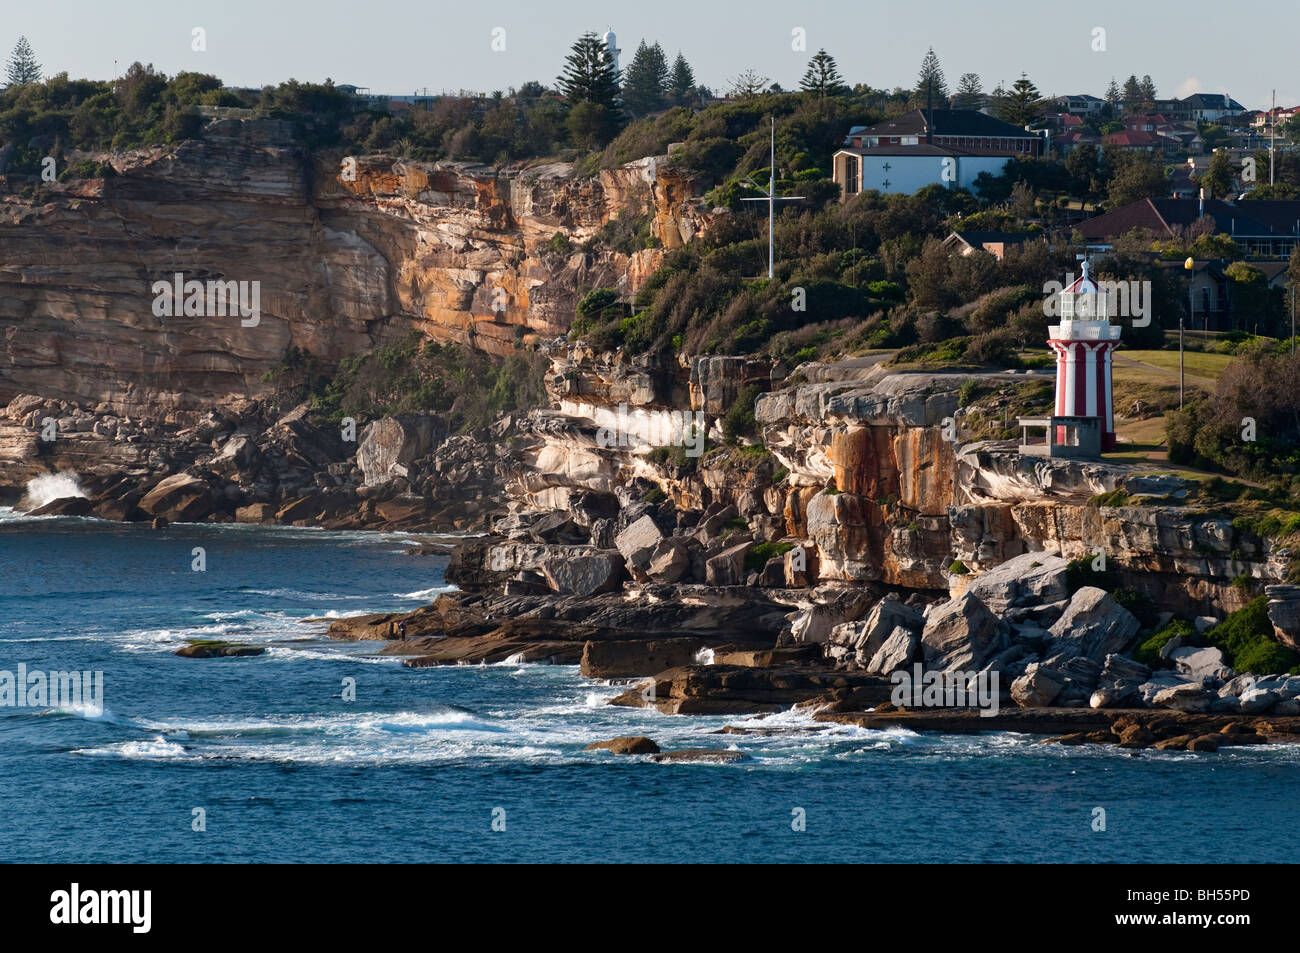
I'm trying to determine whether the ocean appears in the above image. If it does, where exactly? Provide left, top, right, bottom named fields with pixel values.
left=2, top=512, right=1298, bottom=863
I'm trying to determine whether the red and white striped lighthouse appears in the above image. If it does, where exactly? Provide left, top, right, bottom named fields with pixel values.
left=1048, top=260, right=1121, bottom=450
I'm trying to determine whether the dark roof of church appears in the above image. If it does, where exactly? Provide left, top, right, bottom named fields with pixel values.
left=851, top=109, right=1039, bottom=140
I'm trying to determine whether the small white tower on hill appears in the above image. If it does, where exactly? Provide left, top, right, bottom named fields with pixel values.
left=602, top=29, right=620, bottom=74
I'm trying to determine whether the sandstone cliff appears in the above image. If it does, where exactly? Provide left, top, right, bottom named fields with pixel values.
left=497, top=347, right=1287, bottom=617
left=0, top=118, right=709, bottom=421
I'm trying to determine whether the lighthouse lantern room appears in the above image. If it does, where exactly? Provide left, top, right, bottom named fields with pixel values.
left=1047, top=260, right=1121, bottom=451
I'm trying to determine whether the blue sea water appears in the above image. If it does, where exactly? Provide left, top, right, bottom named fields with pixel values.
left=1, top=511, right=1298, bottom=864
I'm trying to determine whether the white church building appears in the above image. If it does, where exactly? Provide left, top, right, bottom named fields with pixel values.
left=833, top=108, right=1047, bottom=197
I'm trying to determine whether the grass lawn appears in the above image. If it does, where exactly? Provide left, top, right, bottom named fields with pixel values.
left=1119, top=349, right=1233, bottom=381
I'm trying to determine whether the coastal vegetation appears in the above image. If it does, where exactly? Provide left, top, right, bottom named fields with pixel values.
left=262, top=334, right=548, bottom=432
left=1135, top=601, right=1300, bottom=675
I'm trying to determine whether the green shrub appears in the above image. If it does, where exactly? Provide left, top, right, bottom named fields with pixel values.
left=1204, top=596, right=1300, bottom=675
left=721, top=383, right=762, bottom=443
left=1064, top=557, right=1118, bottom=594
left=1134, top=619, right=1195, bottom=668
left=1088, top=489, right=1131, bottom=508
left=1112, top=587, right=1160, bottom=632
left=745, top=541, right=794, bottom=572
left=957, top=379, right=982, bottom=408
left=948, top=559, right=969, bottom=575
left=294, top=332, right=547, bottom=431
left=645, top=445, right=699, bottom=473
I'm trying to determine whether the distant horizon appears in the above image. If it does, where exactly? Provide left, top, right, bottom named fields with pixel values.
left=4, top=0, right=1298, bottom=112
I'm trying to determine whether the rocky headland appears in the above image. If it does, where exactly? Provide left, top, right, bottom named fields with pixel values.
left=6, top=118, right=1300, bottom=752
left=321, top=344, right=1300, bottom=750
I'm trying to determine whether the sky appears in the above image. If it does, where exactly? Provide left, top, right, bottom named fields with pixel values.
left=5, top=0, right=1297, bottom=110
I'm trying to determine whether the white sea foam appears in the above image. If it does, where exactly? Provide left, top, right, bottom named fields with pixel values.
left=263, top=646, right=398, bottom=664
left=394, top=585, right=457, bottom=600
left=21, top=470, right=87, bottom=511
left=73, top=737, right=194, bottom=760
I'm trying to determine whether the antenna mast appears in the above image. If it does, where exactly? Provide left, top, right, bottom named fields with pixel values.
left=740, top=116, right=805, bottom=279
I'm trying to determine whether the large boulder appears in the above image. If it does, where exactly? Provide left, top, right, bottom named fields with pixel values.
left=138, top=473, right=214, bottom=523
left=1152, top=683, right=1214, bottom=713
left=584, top=736, right=660, bottom=755
left=208, top=433, right=262, bottom=475
left=1265, top=585, right=1300, bottom=652
left=965, top=552, right=1070, bottom=614
left=865, top=625, right=920, bottom=675
left=235, top=502, right=275, bottom=524
left=263, top=403, right=348, bottom=471
left=1168, top=645, right=1234, bottom=680
left=784, top=544, right=816, bottom=587
left=1011, top=662, right=1064, bottom=708
left=791, top=588, right=876, bottom=647
left=825, top=593, right=923, bottom=666
left=538, top=551, right=624, bottom=596
left=646, top=538, right=692, bottom=584
left=920, top=591, right=1008, bottom=672
left=27, top=495, right=94, bottom=517
left=705, top=541, right=753, bottom=587
left=528, top=511, right=586, bottom=544
left=357, top=415, right=444, bottom=486
left=693, top=504, right=739, bottom=545
left=615, top=514, right=665, bottom=573
left=580, top=639, right=703, bottom=678
left=1094, top=653, right=1150, bottom=706
left=649, top=748, right=749, bottom=764
left=1138, top=672, right=1199, bottom=706
left=1047, top=587, right=1140, bottom=662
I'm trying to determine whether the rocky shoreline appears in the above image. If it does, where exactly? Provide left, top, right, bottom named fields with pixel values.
left=320, top=541, right=1300, bottom=750
left=8, top=346, right=1300, bottom=754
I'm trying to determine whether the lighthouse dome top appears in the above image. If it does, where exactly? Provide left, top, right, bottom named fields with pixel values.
left=1059, top=259, right=1109, bottom=321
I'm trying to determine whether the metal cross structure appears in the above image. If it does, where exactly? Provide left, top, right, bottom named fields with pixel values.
left=740, top=116, right=804, bottom=279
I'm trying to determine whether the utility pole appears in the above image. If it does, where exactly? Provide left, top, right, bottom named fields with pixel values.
left=1271, top=89, right=1276, bottom=187
left=740, top=117, right=804, bottom=279
left=1183, top=256, right=1194, bottom=408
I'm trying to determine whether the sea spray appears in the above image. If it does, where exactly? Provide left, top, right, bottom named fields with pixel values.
left=21, top=470, right=87, bottom=511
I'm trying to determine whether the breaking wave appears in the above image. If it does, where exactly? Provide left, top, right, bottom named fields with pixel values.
left=20, top=470, right=87, bottom=511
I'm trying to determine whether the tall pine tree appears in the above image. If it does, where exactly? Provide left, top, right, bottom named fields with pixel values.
left=915, top=48, right=948, bottom=105
left=799, top=49, right=846, bottom=97
left=1139, top=74, right=1158, bottom=104
left=996, top=73, right=1044, bottom=126
left=5, top=36, right=41, bottom=86
left=1121, top=74, right=1142, bottom=109
left=667, top=52, right=696, bottom=107
left=622, top=40, right=669, bottom=116
left=989, top=81, right=1009, bottom=119
left=728, top=69, right=769, bottom=99
left=556, top=32, right=623, bottom=147
left=953, top=73, right=984, bottom=110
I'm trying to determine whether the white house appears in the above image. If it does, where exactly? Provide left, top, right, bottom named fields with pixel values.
left=834, top=109, right=1047, bottom=198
